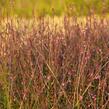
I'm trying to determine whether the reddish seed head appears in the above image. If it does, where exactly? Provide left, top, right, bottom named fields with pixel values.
left=79, top=95, right=83, bottom=101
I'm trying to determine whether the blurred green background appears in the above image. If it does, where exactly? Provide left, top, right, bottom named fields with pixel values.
left=0, top=0, right=109, bottom=17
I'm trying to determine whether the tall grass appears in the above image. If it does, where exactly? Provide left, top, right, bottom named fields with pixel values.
left=0, top=15, right=109, bottom=109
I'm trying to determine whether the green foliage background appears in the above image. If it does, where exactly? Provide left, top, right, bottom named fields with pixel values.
left=0, top=0, right=109, bottom=17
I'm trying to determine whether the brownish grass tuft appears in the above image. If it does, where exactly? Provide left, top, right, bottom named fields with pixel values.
left=0, top=15, right=109, bottom=109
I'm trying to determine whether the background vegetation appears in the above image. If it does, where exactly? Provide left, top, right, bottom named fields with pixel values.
left=0, top=0, right=109, bottom=17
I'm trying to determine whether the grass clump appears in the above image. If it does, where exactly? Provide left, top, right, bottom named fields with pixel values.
left=0, top=15, right=109, bottom=109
